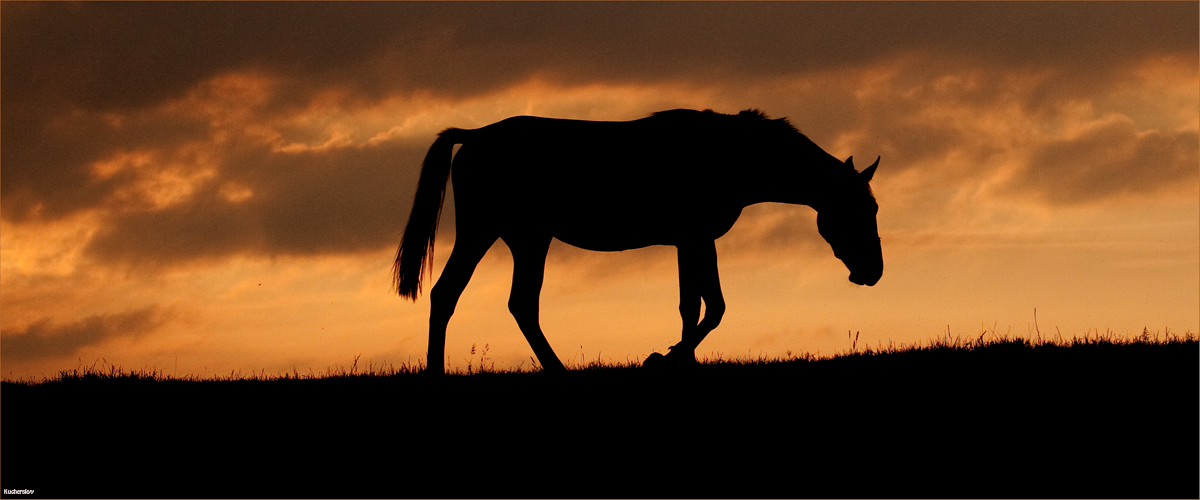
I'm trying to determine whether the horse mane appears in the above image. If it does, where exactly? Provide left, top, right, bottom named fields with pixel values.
left=733, top=109, right=800, bottom=135
left=650, top=108, right=801, bottom=136
left=650, top=109, right=869, bottom=190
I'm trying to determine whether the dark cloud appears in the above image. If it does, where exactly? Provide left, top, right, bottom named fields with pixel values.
left=1, top=2, right=405, bottom=110
left=83, top=138, right=430, bottom=268
left=4, top=2, right=1193, bottom=111
left=1015, top=118, right=1199, bottom=204
left=1, top=99, right=213, bottom=222
left=0, top=306, right=170, bottom=361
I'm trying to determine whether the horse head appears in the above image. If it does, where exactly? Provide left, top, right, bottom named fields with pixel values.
left=816, top=156, right=883, bottom=286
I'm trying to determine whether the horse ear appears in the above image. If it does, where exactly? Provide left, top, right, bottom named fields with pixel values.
left=844, top=156, right=854, bottom=169
left=860, top=156, right=880, bottom=182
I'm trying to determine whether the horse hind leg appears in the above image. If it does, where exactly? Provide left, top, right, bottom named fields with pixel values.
left=425, top=230, right=497, bottom=374
left=505, top=234, right=567, bottom=373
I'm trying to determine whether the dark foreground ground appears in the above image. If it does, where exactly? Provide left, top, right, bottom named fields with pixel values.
left=2, top=338, right=1196, bottom=499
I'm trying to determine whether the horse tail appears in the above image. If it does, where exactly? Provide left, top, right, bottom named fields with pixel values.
left=394, top=128, right=468, bottom=300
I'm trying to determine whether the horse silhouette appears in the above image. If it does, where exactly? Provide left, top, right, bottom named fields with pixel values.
left=394, top=109, right=882, bottom=374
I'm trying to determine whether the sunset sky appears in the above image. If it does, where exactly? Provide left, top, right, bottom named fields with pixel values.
left=3, top=2, right=1197, bottom=379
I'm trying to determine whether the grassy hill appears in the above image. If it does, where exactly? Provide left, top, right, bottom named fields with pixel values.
left=2, top=331, right=1195, bottom=498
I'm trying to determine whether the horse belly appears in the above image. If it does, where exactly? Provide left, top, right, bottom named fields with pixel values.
left=546, top=201, right=743, bottom=251
left=548, top=209, right=679, bottom=251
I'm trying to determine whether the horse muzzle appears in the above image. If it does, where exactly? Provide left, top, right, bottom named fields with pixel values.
left=849, top=270, right=881, bottom=287
left=846, top=256, right=883, bottom=286
left=839, top=240, right=882, bottom=286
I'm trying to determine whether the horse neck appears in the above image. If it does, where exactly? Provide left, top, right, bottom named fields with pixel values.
left=748, top=141, right=843, bottom=210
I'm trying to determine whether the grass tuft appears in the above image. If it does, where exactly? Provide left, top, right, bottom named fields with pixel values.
left=3, top=328, right=1193, bottom=385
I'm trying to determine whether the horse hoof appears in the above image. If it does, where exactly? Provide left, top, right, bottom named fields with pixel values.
left=642, top=352, right=667, bottom=369
left=664, top=350, right=698, bottom=366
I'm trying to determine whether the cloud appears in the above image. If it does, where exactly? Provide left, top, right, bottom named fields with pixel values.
left=4, top=3, right=1194, bottom=110
left=81, top=138, right=429, bottom=268
left=2, top=1, right=1195, bottom=274
left=1014, top=115, right=1199, bottom=205
left=0, top=306, right=171, bottom=362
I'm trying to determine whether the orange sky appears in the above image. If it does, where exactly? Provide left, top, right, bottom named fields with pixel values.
left=2, top=2, right=1197, bottom=379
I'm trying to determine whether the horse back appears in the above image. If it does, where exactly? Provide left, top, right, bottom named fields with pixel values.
left=449, top=113, right=756, bottom=249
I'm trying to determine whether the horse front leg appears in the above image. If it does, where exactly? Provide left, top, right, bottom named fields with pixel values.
left=666, top=240, right=725, bottom=365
